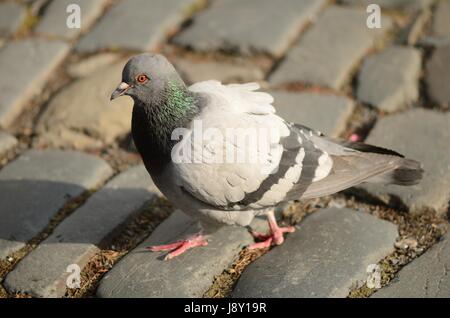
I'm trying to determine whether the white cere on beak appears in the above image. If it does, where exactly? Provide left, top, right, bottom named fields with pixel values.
left=110, top=82, right=131, bottom=100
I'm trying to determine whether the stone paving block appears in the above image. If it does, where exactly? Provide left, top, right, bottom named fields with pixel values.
left=0, top=150, right=113, bottom=259
left=36, top=60, right=132, bottom=149
left=96, top=210, right=254, bottom=298
left=0, top=131, right=17, bottom=157
left=4, top=165, right=159, bottom=297
left=340, top=0, right=434, bottom=10
left=67, top=53, right=121, bottom=78
left=419, top=0, right=450, bottom=49
left=431, top=0, right=450, bottom=39
left=425, top=45, right=450, bottom=106
left=271, top=91, right=355, bottom=137
left=360, top=109, right=450, bottom=213
left=419, top=37, right=450, bottom=48
left=174, top=0, right=326, bottom=57
left=269, top=6, right=393, bottom=89
left=35, top=0, right=107, bottom=40
left=373, top=232, right=450, bottom=298
left=76, top=0, right=199, bottom=53
left=0, top=2, right=26, bottom=38
left=174, top=58, right=265, bottom=84
left=233, top=208, right=397, bottom=298
left=357, top=46, right=421, bottom=112
left=0, top=39, right=70, bottom=128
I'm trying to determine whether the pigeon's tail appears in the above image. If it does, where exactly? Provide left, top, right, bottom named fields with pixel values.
left=337, top=140, right=424, bottom=186
left=284, top=134, right=424, bottom=201
left=365, top=158, right=423, bottom=186
left=364, top=157, right=423, bottom=186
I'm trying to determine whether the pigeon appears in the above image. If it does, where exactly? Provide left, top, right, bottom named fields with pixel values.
left=111, top=53, right=423, bottom=260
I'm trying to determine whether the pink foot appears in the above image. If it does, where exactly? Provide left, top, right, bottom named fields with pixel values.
left=247, top=212, right=295, bottom=250
left=146, top=234, right=208, bottom=260
left=349, top=133, right=360, bottom=142
left=248, top=226, right=295, bottom=250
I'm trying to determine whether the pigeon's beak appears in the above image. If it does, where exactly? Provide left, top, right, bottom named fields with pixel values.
left=110, top=82, right=131, bottom=101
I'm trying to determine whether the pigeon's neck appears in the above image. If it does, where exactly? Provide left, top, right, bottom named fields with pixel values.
left=132, top=81, right=200, bottom=172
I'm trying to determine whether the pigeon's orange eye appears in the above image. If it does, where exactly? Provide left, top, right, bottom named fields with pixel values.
left=136, top=74, right=148, bottom=84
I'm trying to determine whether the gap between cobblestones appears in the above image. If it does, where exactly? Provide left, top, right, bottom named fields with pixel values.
left=417, top=45, right=448, bottom=111
left=177, top=0, right=210, bottom=36
left=339, top=102, right=378, bottom=141
left=64, top=197, right=173, bottom=298
left=0, top=54, right=94, bottom=172
left=0, top=141, right=23, bottom=171
left=202, top=190, right=448, bottom=298
left=0, top=154, right=124, bottom=298
left=15, top=6, right=40, bottom=39
left=163, top=44, right=274, bottom=77
left=2, top=48, right=141, bottom=174
left=3, top=0, right=211, bottom=168
left=268, top=4, right=404, bottom=94
left=2, top=0, right=124, bottom=157
left=342, top=194, right=448, bottom=297
left=203, top=197, right=332, bottom=298
left=0, top=189, right=95, bottom=298
left=264, top=18, right=316, bottom=88
left=1, top=0, right=447, bottom=299
left=418, top=46, right=436, bottom=108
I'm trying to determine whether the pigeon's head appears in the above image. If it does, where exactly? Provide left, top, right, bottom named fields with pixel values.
left=110, top=53, right=183, bottom=104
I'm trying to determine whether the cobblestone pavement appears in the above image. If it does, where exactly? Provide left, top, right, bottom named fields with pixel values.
left=0, top=0, right=449, bottom=298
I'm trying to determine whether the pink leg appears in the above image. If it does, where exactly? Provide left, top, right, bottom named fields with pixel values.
left=147, top=233, right=208, bottom=260
left=248, top=211, right=295, bottom=250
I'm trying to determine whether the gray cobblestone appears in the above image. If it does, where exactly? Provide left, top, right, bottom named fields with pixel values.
left=416, top=0, right=450, bottom=47
left=0, top=2, right=26, bottom=38
left=360, top=109, right=450, bottom=213
left=35, top=0, right=108, bottom=40
left=174, top=58, right=265, bottom=84
left=67, top=53, right=121, bottom=78
left=0, top=39, right=69, bottom=128
left=341, top=0, right=434, bottom=10
left=233, top=208, right=397, bottom=297
left=425, top=45, right=450, bottom=106
left=431, top=0, right=450, bottom=39
left=0, top=150, right=113, bottom=259
left=36, top=60, right=132, bottom=149
left=4, top=165, right=158, bottom=297
left=76, top=0, right=199, bottom=53
left=174, top=0, right=326, bottom=57
left=269, top=6, right=393, bottom=89
left=96, top=210, right=253, bottom=298
left=357, top=46, right=421, bottom=112
left=271, top=91, right=355, bottom=137
left=373, top=232, right=450, bottom=298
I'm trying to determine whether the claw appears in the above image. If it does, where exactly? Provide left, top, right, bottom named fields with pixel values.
left=147, top=234, right=208, bottom=260
left=250, top=231, right=271, bottom=240
left=248, top=212, right=295, bottom=250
